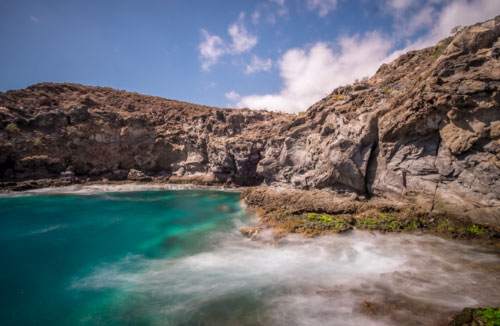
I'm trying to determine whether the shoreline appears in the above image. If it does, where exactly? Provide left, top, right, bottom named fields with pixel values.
left=2, top=178, right=499, bottom=250
left=0, top=178, right=243, bottom=196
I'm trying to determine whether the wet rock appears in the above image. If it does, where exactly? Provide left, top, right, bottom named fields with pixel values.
left=239, top=226, right=262, bottom=240
left=127, top=169, right=152, bottom=182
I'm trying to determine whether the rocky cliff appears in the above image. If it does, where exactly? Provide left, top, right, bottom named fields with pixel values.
left=1, top=16, right=500, bottom=227
left=0, top=84, right=292, bottom=186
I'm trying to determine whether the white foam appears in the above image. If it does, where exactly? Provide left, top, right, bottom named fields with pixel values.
left=2, top=183, right=241, bottom=196
left=72, top=230, right=500, bottom=325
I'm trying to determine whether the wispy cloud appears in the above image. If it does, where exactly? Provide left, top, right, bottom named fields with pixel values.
left=387, top=0, right=417, bottom=12
left=251, top=10, right=261, bottom=24
left=228, top=13, right=258, bottom=54
left=225, top=91, right=241, bottom=102
left=245, top=55, right=272, bottom=74
left=29, top=15, right=39, bottom=22
left=199, top=29, right=226, bottom=71
left=306, top=0, right=338, bottom=17
left=199, top=13, right=258, bottom=70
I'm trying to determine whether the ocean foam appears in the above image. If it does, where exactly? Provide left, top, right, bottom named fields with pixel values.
left=72, top=230, right=500, bottom=325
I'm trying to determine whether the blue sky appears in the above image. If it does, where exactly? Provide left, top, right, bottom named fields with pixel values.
left=0, top=0, right=499, bottom=113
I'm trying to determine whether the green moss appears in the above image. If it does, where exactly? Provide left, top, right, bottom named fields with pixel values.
left=6, top=123, right=19, bottom=132
left=358, top=218, right=377, bottom=228
left=356, top=214, right=420, bottom=232
left=437, top=218, right=453, bottom=231
left=300, top=213, right=352, bottom=235
left=388, top=220, right=401, bottom=230
left=464, top=224, right=485, bottom=235
left=477, top=307, right=500, bottom=326
left=436, top=218, right=490, bottom=237
left=307, top=213, right=333, bottom=224
left=406, top=221, right=418, bottom=230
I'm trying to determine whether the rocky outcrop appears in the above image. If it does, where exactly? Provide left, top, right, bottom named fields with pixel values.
left=1, top=16, right=500, bottom=227
left=253, top=16, right=500, bottom=226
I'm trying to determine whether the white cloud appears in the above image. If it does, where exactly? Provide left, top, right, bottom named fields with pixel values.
left=399, top=0, right=500, bottom=52
left=428, top=0, right=500, bottom=41
left=393, top=5, right=436, bottom=37
left=199, top=29, right=226, bottom=70
left=388, top=0, right=416, bottom=12
left=199, top=13, right=258, bottom=70
left=225, top=91, right=241, bottom=102
left=306, top=0, right=338, bottom=17
left=228, top=13, right=258, bottom=53
left=245, top=55, right=272, bottom=74
left=231, top=0, right=500, bottom=113
left=235, top=33, right=393, bottom=113
left=29, top=15, right=39, bottom=22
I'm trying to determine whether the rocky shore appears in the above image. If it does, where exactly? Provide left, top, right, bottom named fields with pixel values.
left=1, top=16, right=500, bottom=247
left=239, top=186, right=500, bottom=249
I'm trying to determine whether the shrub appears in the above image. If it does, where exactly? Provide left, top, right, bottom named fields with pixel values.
left=382, top=88, right=392, bottom=95
left=33, top=137, right=43, bottom=146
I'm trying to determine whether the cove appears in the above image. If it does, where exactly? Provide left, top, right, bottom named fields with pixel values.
left=0, top=189, right=499, bottom=326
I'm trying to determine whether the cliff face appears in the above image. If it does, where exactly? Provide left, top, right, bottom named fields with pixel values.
left=0, top=84, right=292, bottom=186
left=1, top=17, right=500, bottom=226
left=256, top=16, right=500, bottom=226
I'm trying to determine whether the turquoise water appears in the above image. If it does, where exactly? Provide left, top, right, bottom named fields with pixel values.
left=0, top=190, right=248, bottom=326
left=1, top=189, right=500, bottom=326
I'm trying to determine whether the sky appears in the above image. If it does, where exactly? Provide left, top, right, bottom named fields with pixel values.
left=0, top=0, right=499, bottom=113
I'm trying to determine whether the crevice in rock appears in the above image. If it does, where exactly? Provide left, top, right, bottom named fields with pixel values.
left=430, top=134, right=442, bottom=212
left=364, top=141, right=379, bottom=198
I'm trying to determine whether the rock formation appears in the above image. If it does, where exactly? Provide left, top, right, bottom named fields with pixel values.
left=0, top=84, right=292, bottom=186
left=1, top=16, right=500, bottom=227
